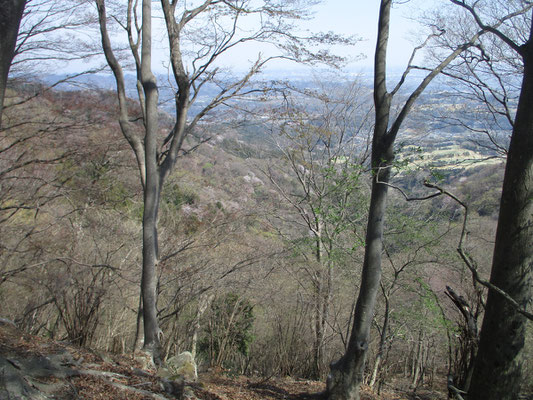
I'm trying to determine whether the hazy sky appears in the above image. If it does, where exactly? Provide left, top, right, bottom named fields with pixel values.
left=60, top=0, right=435, bottom=75
left=298, top=0, right=442, bottom=71
left=308, top=0, right=428, bottom=68
left=145, top=0, right=436, bottom=74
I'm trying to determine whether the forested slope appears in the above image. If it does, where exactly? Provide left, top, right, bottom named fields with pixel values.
left=1, top=82, right=530, bottom=399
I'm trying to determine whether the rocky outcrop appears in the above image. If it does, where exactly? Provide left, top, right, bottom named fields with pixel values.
left=0, top=319, right=199, bottom=399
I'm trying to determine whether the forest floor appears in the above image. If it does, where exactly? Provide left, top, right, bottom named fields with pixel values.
left=0, top=320, right=447, bottom=399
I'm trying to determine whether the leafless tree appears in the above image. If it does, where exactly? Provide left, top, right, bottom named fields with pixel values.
left=324, top=0, right=494, bottom=398
left=95, top=0, right=351, bottom=363
left=264, top=79, right=372, bottom=378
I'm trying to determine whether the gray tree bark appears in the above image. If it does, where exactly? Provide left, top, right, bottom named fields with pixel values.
left=0, top=0, right=26, bottom=128
left=140, top=0, right=163, bottom=363
left=467, top=12, right=533, bottom=400
left=325, top=1, right=483, bottom=398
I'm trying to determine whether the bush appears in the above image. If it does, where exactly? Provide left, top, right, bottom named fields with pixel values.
left=199, top=292, right=255, bottom=370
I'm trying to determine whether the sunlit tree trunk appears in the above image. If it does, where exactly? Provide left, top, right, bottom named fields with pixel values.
left=139, top=0, right=163, bottom=363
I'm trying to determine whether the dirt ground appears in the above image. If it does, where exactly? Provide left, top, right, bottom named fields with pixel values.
left=0, top=320, right=448, bottom=399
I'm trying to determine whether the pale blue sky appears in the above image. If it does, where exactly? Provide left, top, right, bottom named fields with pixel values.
left=190, top=0, right=437, bottom=73
left=65, top=0, right=436, bottom=74
left=298, top=0, right=435, bottom=70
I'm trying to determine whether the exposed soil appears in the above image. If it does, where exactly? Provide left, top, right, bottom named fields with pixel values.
left=0, top=320, right=447, bottom=399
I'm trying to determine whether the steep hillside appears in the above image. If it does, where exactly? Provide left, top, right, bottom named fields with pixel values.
left=1, top=83, right=530, bottom=399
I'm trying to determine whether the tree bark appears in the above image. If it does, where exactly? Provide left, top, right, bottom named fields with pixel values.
left=467, top=17, right=533, bottom=400
left=325, top=1, right=480, bottom=398
left=0, top=0, right=26, bottom=128
left=132, top=291, right=144, bottom=352
left=326, top=171, right=391, bottom=400
left=140, top=0, right=162, bottom=363
left=325, top=2, right=393, bottom=398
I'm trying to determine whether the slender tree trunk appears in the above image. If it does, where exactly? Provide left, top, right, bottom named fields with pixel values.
left=369, top=295, right=389, bottom=389
left=313, top=268, right=324, bottom=379
left=445, top=286, right=478, bottom=392
left=325, top=1, right=476, bottom=396
left=191, top=293, right=213, bottom=360
left=0, top=0, right=26, bottom=128
left=312, top=220, right=331, bottom=379
left=321, top=259, right=333, bottom=373
left=325, top=2, right=393, bottom=398
left=411, top=331, right=424, bottom=388
left=215, top=298, right=241, bottom=367
left=326, top=172, right=391, bottom=399
left=132, top=292, right=144, bottom=352
left=468, top=19, right=533, bottom=400
left=140, top=0, right=162, bottom=363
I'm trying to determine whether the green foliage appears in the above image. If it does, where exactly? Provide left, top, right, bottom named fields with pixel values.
left=56, top=157, right=135, bottom=212
left=199, top=292, right=255, bottom=369
left=163, top=183, right=199, bottom=210
left=428, top=169, right=446, bottom=184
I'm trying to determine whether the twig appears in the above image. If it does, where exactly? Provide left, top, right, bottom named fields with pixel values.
left=383, top=179, right=533, bottom=322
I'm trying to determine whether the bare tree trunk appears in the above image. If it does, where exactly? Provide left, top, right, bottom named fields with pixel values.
left=326, top=174, right=390, bottom=399
left=325, top=1, right=479, bottom=397
left=312, top=220, right=332, bottom=379
left=191, top=293, right=214, bottom=359
left=320, top=260, right=333, bottom=374
left=325, top=2, right=394, bottom=398
left=369, top=295, right=389, bottom=389
left=0, top=0, right=26, bottom=128
left=140, top=0, right=162, bottom=363
left=445, top=286, right=478, bottom=392
left=215, top=297, right=241, bottom=367
left=411, top=330, right=423, bottom=388
left=313, top=268, right=324, bottom=379
left=468, top=15, right=533, bottom=400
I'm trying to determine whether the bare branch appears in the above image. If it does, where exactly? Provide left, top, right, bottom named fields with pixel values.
left=448, top=0, right=531, bottom=54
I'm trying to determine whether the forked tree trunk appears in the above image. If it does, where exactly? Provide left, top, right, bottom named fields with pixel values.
left=97, top=0, right=192, bottom=363
left=0, top=0, right=26, bottom=128
left=325, top=2, right=395, bottom=398
left=468, top=16, right=533, bottom=400
left=325, top=1, right=480, bottom=398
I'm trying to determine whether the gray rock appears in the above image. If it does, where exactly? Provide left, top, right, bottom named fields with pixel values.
left=0, top=357, right=48, bottom=400
left=158, top=351, right=198, bottom=382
